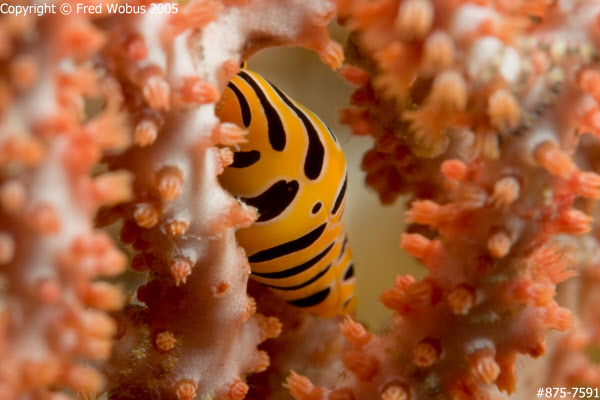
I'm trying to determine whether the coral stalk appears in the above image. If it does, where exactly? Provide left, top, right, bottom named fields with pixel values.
left=1, top=1, right=344, bottom=399
left=0, top=12, right=131, bottom=400
left=95, top=1, right=343, bottom=399
left=281, top=1, right=600, bottom=399
left=6, top=1, right=600, bottom=400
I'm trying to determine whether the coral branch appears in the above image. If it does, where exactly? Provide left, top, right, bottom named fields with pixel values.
left=0, top=12, right=130, bottom=400
left=94, top=1, right=342, bottom=399
left=7, top=1, right=600, bottom=400
left=290, top=0, right=600, bottom=399
left=1, top=0, right=343, bottom=399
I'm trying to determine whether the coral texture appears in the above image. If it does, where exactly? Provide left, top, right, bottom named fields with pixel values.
left=0, top=1, right=343, bottom=399
left=0, top=11, right=132, bottom=400
left=246, top=281, right=347, bottom=400
left=94, top=1, right=343, bottom=399
left=3, top=1, right=600, bottom=400
left=280, top=0, right=600, bottom=399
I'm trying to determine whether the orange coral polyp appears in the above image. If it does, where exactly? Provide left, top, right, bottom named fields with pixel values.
left=85, top=282, right=124, bottom=311
left=447, top=286, right=475, bottom=316
left=381, top=286, right=407, bottom=312
left=395, top=0, right=434, bottom=40
left=155, top=331, right=177, bottom=352
left=441, top=159, right=467, bottom=181
left=92, top=171, right=134, bottom=206
left=545, top=305, right=573, bottom=332
left=285, top=371, right=322, bottom=400
left=10, top=54, right=39, bottom=89
left=133, top=203, right=160, bottom=228
left=471, top=355, right=500, bottom=385
left=164, top=220, right=189, bottom=236
left=213, top=122, right=248, bottom=146
left=28, top=203, right=61, bottom=234
left=250, top=350, right=270, bottom=373
left=343, top=350, right=378, bottom=382
left=319, top=40, right=345, bottom=70
left=255, top=314, right=282, bottom=342
left=0, top=135, right=45, bottom=167
left=179, top=77, right=220, bottom=104
left=222, top=378, right=250, bottom=400
left=143, top=75, right=171, bottom=111
left=61, top=363, right=105, bottom=394
left=0, top=179, right=26, bottom=213
left=0, top=232, right=15, bottom=265
left=217, top=148, right=234, bottom=174
left=406, top=199, right=442, bottom=227
left=134, top=120, right=159, bottom=147
left=577, top=69, right=600, bottom=101
left=380, top=385, right=409, bottom=400
left=412, top=340, right=439, bottom=367
left=400, top=233, right=440, bottom=264
left=492, top=176, right=520, bottom=207
left=487, top=89, right=521, bottom=133
left=340, top=65, right=370, bottom=86
left=428, top=71, right=467, bottom=110
left=157, top=167, right=184, bottom=201
left=534, top=141, right=576, bottom=178
left=126, top=35, right=148, bottom=61
left=546, top=209, right=592, bottom=235
left=571, top=170, right=600, bottom=199
left=487, top=231, right=512, bottom=258
left=166, top=0, right=222, bottom=38
left=170, top=258, right=192, bottom=286
left=340, top=316, right=371, bottom=348
left=527, top=282, right=555, bottom=306
left=175, top=380, right=198, bottom=400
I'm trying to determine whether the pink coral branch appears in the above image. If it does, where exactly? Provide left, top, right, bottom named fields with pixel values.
left=278, top=1, right=600, bottom=399
left=0, top=12, right=131, bottom=400
left=93, top=1, right=342, bottom=399
left=7, top=1, right=600, bottom=400
left=1, top=0, right=344, bottom=399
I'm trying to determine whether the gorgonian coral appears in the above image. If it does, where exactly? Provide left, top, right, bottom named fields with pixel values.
left=3, top=1, right=600, bottom=400
left=0, top=11, right=132, bottom=399
left=87, top=1, right=344, bottom=399
left=280, top=1, right=600, bottom=399
left=0, top=1, right=342, bottom=399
